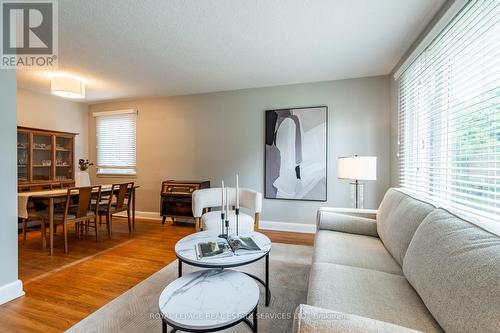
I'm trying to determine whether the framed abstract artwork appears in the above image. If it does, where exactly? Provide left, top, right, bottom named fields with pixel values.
left=265, top=106, right=328, bottom=201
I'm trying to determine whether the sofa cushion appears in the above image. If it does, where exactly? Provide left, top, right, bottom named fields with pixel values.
left=307, top=263, right=442, bottom=333
left=313, top=230, right=403, bottom=275
left=403, top=209, right=500, bottom=333
left=377, top=189, right=434, bottom=266
left=293, top=304, right=424, bottom=333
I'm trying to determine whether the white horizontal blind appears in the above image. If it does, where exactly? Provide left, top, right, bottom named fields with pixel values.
left=398, top=0, right=500, bottom=221
left=95, top=110, right=137, bottom=175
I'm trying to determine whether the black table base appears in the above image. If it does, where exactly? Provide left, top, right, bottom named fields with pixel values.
left=177, top=252, right=271, bottom=307
left=161, top=305, right=258, bottom=333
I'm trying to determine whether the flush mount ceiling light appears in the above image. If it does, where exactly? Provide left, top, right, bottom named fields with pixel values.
left=50, top=74, right=86, bottom=99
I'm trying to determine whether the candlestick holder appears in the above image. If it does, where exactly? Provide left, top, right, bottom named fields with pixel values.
left=219, top=212, right=227, bottom=239
left=235, top=208, right=240, bottom=236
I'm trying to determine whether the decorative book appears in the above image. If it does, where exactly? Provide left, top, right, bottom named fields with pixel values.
left=227, top=235, right=262, bottom=255
left=195, top=241, right=233, bottom=260
left=195, top=236, right=262, bottom=260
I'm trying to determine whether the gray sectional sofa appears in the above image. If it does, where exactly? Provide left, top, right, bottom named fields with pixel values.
left=293, top=188, right=500, bottom=333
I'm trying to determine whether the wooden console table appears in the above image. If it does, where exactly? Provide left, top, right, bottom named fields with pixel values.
left=160, top=180, right=210, bottom=225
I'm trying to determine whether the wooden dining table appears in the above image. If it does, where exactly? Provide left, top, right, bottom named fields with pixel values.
left=18, top=184, right=139, bottom=256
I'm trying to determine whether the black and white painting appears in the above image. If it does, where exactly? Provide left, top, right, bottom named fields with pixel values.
left=265, top=106, right=327, bottom=201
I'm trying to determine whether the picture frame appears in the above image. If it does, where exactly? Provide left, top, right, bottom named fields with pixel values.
left=264, top=106, right=328, bottom=201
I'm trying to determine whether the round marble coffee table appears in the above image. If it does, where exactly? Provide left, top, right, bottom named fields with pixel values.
left=159, top=269, right=259, bottom=333
left=175, top=231, right=272, bottom=306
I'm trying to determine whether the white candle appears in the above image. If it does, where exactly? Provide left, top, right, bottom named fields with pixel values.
left=221, top=180, right=225, bottom=212
left=225, top=186, right=229, bottom=217
left=236, top=174, right=239, bottom=209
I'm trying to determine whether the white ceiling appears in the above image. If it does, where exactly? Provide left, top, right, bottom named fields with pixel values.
left=16, top=0, right=445, bottom=103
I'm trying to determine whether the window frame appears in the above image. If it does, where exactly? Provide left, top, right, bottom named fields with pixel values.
left=93, top=109, right=138, bottom=177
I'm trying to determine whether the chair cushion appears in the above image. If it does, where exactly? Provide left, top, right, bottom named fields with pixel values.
left=38, top=211, right=76, bottom=221
left=97, top=202, right=128, bottom=213
left=377, top=188, right=434, bottom=266
left=313, top=230, right=403, bottom=275
left=202, top=210, right=254, bottom=234
left=403, top=209, right=500, bottom=333
left=307, top=263, right=442, bottom=333
left=38, top=209, right=94, bottom=221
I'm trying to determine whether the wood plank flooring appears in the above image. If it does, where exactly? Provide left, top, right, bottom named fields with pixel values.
left=0, top=218, right=313, bottom=333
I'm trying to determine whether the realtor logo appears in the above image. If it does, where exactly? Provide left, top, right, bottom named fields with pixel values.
left=1, top=0, right=58, bottom=68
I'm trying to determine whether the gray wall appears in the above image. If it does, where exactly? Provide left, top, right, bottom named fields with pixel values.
left=0, top=70, right=19, bottom=287
left=89, top=76, right=391, bottom=224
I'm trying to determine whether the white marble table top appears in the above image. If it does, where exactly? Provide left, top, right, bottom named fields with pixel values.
left=159, top=269, right=259, bottom=330
left=175, top=231, right=272, bottom=266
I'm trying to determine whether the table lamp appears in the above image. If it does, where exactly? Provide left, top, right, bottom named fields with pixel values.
left=337, top=155, right=377, bottom=208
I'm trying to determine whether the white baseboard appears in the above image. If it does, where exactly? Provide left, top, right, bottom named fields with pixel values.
left=118, top=211, right=316, bottom=234
left=259, top=220, right=316, bottom=234
left=0, top=280, right=24, bottom=305
left=115, top=210, right=162, bottom=220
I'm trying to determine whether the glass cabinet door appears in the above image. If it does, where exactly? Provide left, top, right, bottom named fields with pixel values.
left=32, top=133, right=53, bottom=181
left=55, top=136, right=73, bottom=181
left=17, top=132, right=29, bottom=182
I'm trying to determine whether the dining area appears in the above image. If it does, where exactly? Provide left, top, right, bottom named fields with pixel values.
left=18, top=182, right=138, bottom=256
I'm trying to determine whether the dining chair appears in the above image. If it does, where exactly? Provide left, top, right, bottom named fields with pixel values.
left=98, top=182, right=134, bottom=237
left=20, top=184, right=52, bottom=245
left=78, top=186, right=104, bottom=242
left=40, top=185, right=101, bottom=254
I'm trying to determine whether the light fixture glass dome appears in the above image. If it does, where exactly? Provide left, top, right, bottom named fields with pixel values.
left=50, top=75, right=86, bottom=99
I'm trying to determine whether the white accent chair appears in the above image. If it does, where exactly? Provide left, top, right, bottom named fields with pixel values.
left=192, top=187, right=262, bottom=234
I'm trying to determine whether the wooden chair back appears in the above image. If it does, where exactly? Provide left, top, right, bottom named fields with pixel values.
left=111, top=182, right=134, bottom=210
left=64, top=186, right=101, bottom=219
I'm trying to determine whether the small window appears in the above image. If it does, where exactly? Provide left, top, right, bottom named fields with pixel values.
left=94, top=109, right=137, bottom=176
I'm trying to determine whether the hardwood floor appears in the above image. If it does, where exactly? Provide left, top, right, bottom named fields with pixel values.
left=0, top=218, right=313, bottom=333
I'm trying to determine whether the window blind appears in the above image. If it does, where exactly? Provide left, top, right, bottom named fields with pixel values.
left=94, top=110, right=137, bottom=175
left=398, top=0, right=500, bottom=221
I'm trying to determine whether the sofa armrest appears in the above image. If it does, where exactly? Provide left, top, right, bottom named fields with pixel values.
left=316, top=207, right=378, bottom=237
left=293, top=304, right=422, bottom=333
left=318, top=207, right=378, bottom=219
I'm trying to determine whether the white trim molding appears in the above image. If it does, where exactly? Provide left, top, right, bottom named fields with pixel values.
left=115, top=210, right=162, bottom=220
left=0, top=280, right=24, bottom=305
left=92, top=109, right=137, bottom=117
left=259, top=220, right=316, bottom=234
left=117, top=211, right=316, bottom=233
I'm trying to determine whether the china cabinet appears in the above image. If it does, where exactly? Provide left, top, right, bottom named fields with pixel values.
left=17, top=127, right=77, bottom=190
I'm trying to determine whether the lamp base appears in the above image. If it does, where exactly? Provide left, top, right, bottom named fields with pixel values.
left=350, top=181, right=364, bottom=209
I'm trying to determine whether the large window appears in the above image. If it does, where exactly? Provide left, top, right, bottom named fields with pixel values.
left=94, top=110, right=137, bottom=176
left=398, top=0, right=499, bottom=221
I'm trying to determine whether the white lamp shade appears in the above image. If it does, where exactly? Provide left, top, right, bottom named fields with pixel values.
left=51, top=76, right=85, bottom=99
left=337, top=156, right=377, bottom=180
